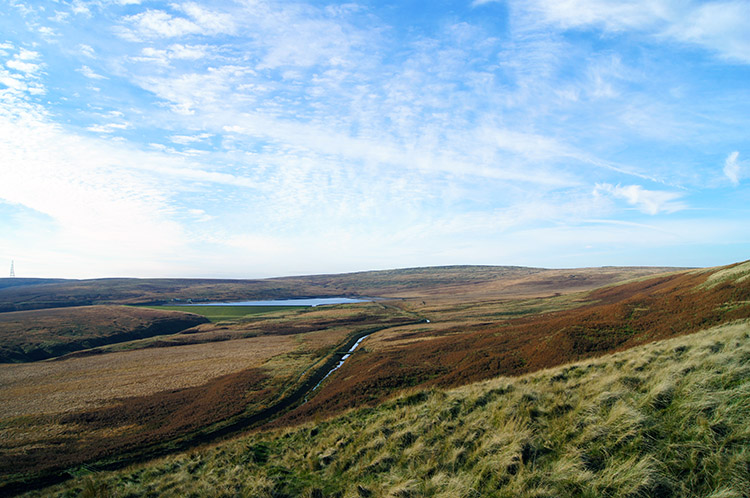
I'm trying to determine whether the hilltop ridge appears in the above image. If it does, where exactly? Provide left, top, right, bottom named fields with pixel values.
left=0, top=264, right=679, bottom=312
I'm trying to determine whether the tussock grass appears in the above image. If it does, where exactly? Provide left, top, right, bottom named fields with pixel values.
left=703, top=260, right=750, bottom=288
left=33, top=319, right=750, bottom=497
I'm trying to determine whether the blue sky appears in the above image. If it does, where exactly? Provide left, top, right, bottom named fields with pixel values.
left=0, top=0, right=748, bottom=278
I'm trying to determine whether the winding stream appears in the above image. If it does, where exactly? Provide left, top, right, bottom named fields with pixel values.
left=308, top=333, right=371, bottom=397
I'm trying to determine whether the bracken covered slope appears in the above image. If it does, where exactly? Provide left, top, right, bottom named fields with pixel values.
left=275, top=262, right=750, bottom=425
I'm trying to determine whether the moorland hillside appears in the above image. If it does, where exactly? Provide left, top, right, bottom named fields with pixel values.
left=34, top=318, right=750, bottom=497
left=1, top=261, right=748, bottom=496
left=276, top=262, right=750, bottom=426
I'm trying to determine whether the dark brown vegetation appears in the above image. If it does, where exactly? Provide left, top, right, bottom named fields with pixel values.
left=0, top=305, right=207, bottom=362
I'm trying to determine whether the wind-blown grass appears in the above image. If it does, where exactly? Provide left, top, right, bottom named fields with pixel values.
left=35, top=319, right=750, bottom=497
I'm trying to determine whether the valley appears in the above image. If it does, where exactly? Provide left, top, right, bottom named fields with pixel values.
left=0, top=262, right=748, bottom=496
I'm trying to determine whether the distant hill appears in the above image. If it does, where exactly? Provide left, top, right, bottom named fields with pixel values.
left=0, top=265, right=678, bottom=312
left=0, top=278, right=68, bottom=290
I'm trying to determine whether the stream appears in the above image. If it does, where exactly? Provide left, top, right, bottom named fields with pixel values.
left=307, top=333, right=371, bottom=399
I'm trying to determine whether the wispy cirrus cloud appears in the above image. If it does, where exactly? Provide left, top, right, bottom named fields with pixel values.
left=666, top=1, right=750, bottom=63
left=723, top=151, right=741, bottom=186
left=78, top=65, right=107, bottom=79
left=0, top=0, right=747, bottom=277
left=594, top=183, right=687, bottom=215
left=513, top=0, right=750, bottom=63
left=118, top=3, right=236, bottom=41
left=0, top=99, right=186, bottom=275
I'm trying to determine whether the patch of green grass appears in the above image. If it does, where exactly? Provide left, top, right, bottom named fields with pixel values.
left=36, top=319, right=750, bottom=497
left=139, top=305, right=307, bottom=322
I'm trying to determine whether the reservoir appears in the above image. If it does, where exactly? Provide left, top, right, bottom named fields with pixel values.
left=179, top=297, right=370, bottom=307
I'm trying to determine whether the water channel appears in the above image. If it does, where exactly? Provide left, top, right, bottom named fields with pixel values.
left=308, top=332, right=371, bottom=398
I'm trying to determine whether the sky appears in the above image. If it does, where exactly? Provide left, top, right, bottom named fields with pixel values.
left=0, top=0, right=748, bottom=279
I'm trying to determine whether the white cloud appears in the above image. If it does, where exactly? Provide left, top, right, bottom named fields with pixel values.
left=16, top=48, right=40, bottom=61
left=78, top=65, right=107, bottom=79
left=723, top=151, right=740, bottom=185
left=1, top=48, right=45, bottom=96
left=122, top=10, right=203, bottom=39
left=79, top=44, right=96, bottom=58
left=0, top=98, right=187, bottom=273
left=37, top=26, right=57, bottom=39
left=595, top=183, right=687, bottom=215
left=516, top=0, right=750, bottom=64
left=86, top=122, right=130, bottom=134
left=5, top=49, right=42, bottom=75
left=119, top=4, right=235, bottom=40
left=71, top=0, right=91, bottom=17
left=522, top=0, right=671, bottom=31
left=135, top=44, right=210, bottom=65
left=168, top=44, right=209, bottom=60
left=187, top=208, right=214, bottom=222
left=134, top=65, right=253, bottom=114
left=173, top=2, right=237, bottom=35
left=667, top=1, right=750, bottom=63
left=170, top=133, right=212, bottom=144
left=6, top=59, right=40, bottom=74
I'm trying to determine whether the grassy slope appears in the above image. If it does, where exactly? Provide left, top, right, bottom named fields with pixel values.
left=0, top=306, right=208, bottom=362
left=35, top=319, right=750, bottom=497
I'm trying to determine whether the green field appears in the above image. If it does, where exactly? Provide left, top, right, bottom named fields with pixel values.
left=141, top=305, right=308, bottom=322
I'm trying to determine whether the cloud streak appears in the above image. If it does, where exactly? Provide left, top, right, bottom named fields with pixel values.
left=723, top=151, right=741, bottom=186
left=515, top=0, right=750, bottom=63
left=594, top=183, right=687, bottom=215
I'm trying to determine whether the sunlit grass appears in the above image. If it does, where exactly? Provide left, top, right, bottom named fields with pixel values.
left=36, top=319, right=750, bottom=497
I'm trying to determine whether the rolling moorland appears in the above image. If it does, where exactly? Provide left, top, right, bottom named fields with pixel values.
left=0, top=261, right=748, bottom=496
